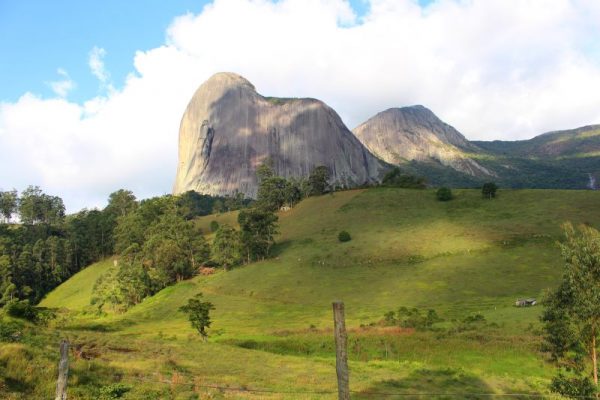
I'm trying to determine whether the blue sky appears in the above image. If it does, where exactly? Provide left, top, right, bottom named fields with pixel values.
left=0, top=0, right=434, bottom=103
left=1, top=0, right=599, bottom=212
left=0, top=0, right=210, bottom=102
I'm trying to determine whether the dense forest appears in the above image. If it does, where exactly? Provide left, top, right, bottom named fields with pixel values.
left=0, top=187, right=250, bottom=308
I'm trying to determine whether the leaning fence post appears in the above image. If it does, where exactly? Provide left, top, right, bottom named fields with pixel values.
left=333, top=301, right=350, bottom=400
left=55, top=339, right=69, bottom=400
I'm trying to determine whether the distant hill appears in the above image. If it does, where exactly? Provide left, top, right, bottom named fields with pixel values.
left=353, top=107, right=600, bottom=189
left=473, top=125, right=600, bottom=158
left=473, top=125, right=600, bottom=189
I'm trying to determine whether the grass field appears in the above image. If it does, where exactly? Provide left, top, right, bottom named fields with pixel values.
left=12, top=188, right=600, bottom=398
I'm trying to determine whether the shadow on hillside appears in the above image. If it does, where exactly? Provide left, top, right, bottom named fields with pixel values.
left=269, top=239, right=294, bottom=258
left=354, top=368, right=496, bottom=399
left=62, top=319, right=135, bottom=333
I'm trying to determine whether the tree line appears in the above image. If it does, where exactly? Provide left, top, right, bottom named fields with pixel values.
left=0, top=187, right=251, bottom=309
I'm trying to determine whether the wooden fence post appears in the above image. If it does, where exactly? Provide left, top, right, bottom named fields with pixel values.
left=55, top=339, right=69, bottom=400
left=333, top=301, right=350, bottom=400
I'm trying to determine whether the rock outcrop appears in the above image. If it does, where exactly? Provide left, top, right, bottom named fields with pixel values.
left=173, top=73, right=386, bottom=197
left=353, top=106, right=493, bottom=177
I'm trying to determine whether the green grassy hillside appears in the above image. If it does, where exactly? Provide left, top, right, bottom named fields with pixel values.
left=41, top=259, right=112, bottom=310
left=18, top=188, right=600, bottom=398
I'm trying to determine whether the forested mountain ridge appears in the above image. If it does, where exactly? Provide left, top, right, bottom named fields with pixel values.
left=473, top=124, right=600, bottom=158
left=471, top=125, right=600, bottom=189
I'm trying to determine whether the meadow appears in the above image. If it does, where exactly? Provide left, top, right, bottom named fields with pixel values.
left=5, top=187, right=600, bottom=399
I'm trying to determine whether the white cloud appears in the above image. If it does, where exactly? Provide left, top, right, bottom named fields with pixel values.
left=48, top=68, right=75, bottom=98
left=2, top=0, right=600, bottom=212
left=89, top=46, right=114, bottom=92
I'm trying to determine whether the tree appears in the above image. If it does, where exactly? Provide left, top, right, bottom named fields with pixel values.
left=256, top=160, right=275, bottom=182
left=223, top=191, right=247, bottom=212
left=176, top=190, right=235, bottom=219
left=238, top=209, right=279, bottom=262
left=179, top=293, right=215, bottom=341
left=436, top=187, right=453, bottom=201
left=0, top=190, right=18, bottom=223
left=338, top=231, right=351, bottom=242
left=112, top=213, right=144, bottom=255
left=256, top=176, right=289, bottom=211
left=541, top=223, right=600, bottom=399
left=105, top=189, right=138, bottom=218
left=0, top=255, right=16, bottom=306
left=382, top=167, right=426, bottom=189
left=482, top=182, right=498, bottom=199
left=18, top=186, right=65, bottom=225
left=212, top=225, right=241, bottom=269
left=308, top=166, right=330, bottom=196
left=212, top=199, right=224, bottom=214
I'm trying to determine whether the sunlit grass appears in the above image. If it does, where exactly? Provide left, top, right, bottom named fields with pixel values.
left=19, top=187, right=600, bottom=399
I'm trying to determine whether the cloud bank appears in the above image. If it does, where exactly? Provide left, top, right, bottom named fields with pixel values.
left=1, top=0, right=600, bottom=212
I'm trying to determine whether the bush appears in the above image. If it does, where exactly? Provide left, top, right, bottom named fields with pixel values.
left=99, top=383, right=132, bottom=399
left=0, top=320, right=22, bottom=342
left=5, top=301, right=55, bottom=325
left=463, top=313, right=486, bottom=324
left=383, top=307, right=443, bottom=330
left=210, top=220, right=219, bottom=232
left=382, top=167, right=426, bottom=189
left=482, top=182, right=498, bottom=199
left=436, top=187, right=453, bottom=201
left=338, top=231, right=351, bottom=242
left=6, top=301, right=38, bottom=321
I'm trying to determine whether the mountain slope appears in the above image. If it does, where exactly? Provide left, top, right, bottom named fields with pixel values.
left=353, top=106, right=493, bottom=178
left=35, top=188, right=600, bottom=398
left=173, top=72, right=386, bottom=198
left=474, top=125, right=600, bottom=189
left=474, top=124, right=600, bottom=158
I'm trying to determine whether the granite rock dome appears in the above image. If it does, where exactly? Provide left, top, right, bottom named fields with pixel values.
left=173, top=72, right=386, bottom=197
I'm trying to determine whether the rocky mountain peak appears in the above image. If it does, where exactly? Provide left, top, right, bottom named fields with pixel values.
left=353, top=106, right=492, bottom=177
left=173, top=73, right=386, bottom=198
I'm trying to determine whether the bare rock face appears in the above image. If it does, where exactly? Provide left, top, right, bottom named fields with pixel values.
left=353, top=106, right=493, bottom=177
left=173, top=73, right=386, bottom=197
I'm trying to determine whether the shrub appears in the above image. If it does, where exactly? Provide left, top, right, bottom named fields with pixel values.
left=482, top=182, right=498, bottom=199
left=0, top=320, right=22, bottom=342
left=6, top=301, right=38, bottom=321
left=99, top=383, right=132, bottom=399
left=338, top=231, right=351, bottom=242
left=436, top=187, right=453, bottom=201
left=463, top=313, right=486, bottom=324
left=5, top=301, right=55, bottom=325
left=382, top=307, right=444, bottom=330
left=382, top=167, right=426, bottom=189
